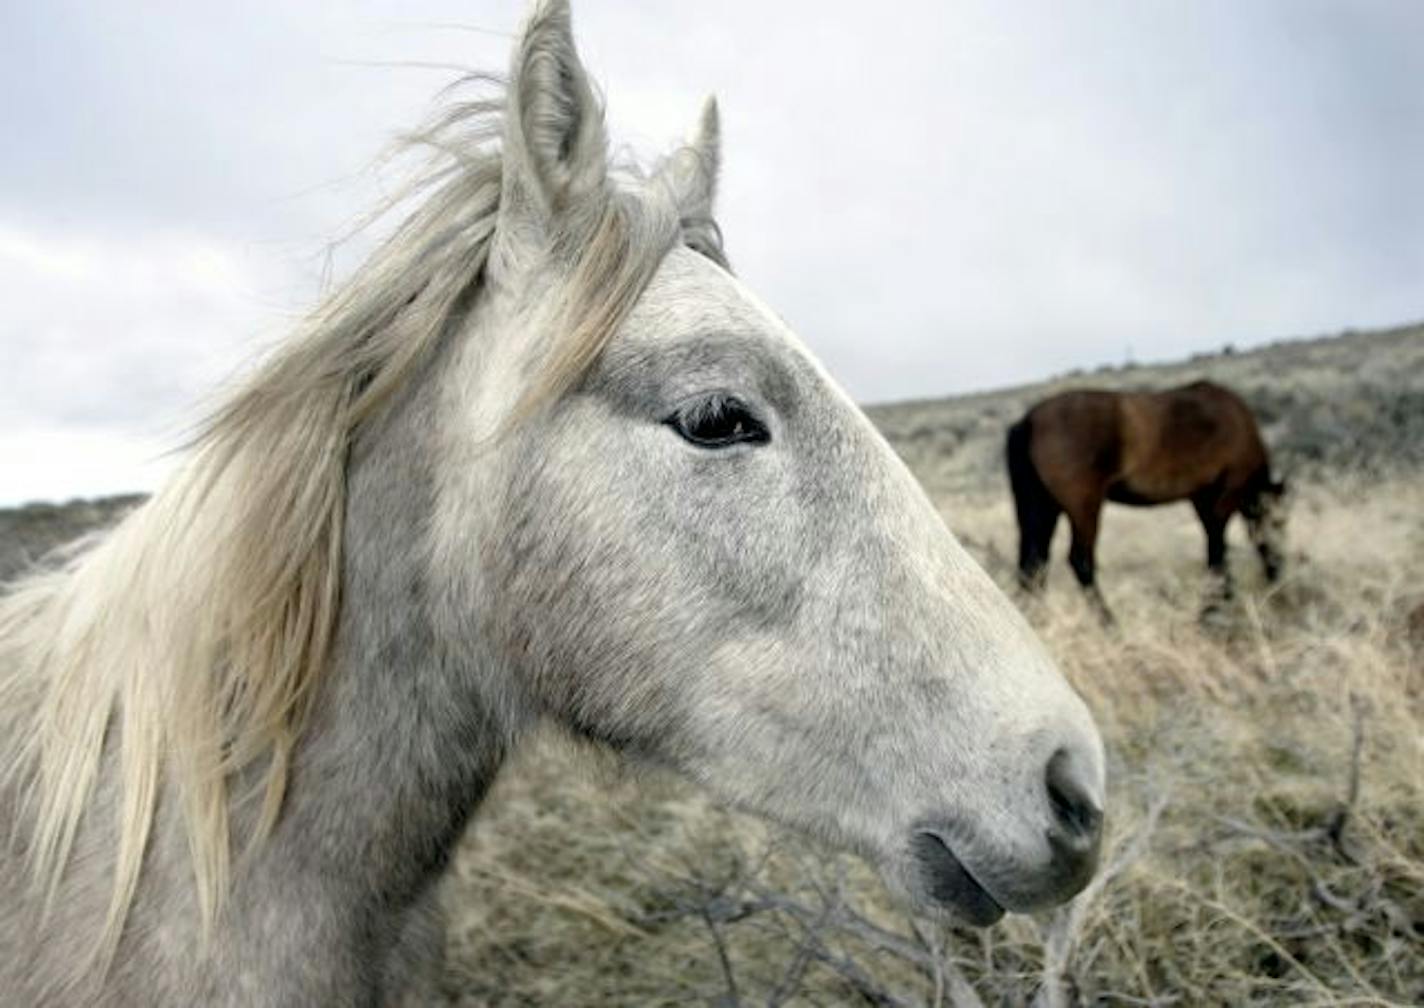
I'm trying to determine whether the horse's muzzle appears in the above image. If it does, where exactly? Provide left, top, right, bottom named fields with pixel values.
left=910, top=746, right=1103, bottom=923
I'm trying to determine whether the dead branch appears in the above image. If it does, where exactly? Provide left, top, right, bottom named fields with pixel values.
left=765, top=890, right=834, bottom=1008
left=700, top=903, right=741, bottom=1008
left=912, top=919, right=986, bottom=1008
left=804, top=946, right=914, bottom=1008
left=911, top=920, right=945, bottom=1008
left=1325, top=693, right=1367, bottom=865
left=1033, top=792, right=1169, bottom=1008
left=644, top=794, right=1172, bottom=1008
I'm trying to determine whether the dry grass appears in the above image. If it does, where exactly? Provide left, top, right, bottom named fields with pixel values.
left=438, top=473, right=1424, bottom=1006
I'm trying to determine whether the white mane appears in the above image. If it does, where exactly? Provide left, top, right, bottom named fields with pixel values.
left=0, top=69, right=723, bottom=969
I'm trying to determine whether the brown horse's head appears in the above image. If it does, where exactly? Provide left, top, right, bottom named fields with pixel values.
left=1244, top=476, right=1289, bottom=581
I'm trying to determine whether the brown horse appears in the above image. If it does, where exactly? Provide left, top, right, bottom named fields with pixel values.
left=1007, top=380, right=1287, bottom=619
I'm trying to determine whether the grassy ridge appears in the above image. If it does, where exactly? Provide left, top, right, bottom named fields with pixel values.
left=869, top=322, right=1424, bottom=499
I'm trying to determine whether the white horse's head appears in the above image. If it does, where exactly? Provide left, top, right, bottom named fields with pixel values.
left=0, top=7, right=1107, bottom=997
left=425, top=1, right=1105, bottom=924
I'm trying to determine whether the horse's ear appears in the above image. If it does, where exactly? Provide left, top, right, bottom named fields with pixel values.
left=656, top=96, right=726, bottom=266
left=677, top=96, right=721, bottom=221
left=505, top=0, right=608, bottom=219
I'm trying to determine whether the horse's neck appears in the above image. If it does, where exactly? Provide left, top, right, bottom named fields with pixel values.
left=258, top=364, right=523, bottom=921
left=273, top=578, right=508, bottom=905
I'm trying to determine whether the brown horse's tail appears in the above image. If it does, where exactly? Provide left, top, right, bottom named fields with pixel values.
left=1007, top=416, right=1059, bottom=589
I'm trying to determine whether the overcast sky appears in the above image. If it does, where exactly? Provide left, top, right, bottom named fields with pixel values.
left=1, top=1, right=1420, bottom=504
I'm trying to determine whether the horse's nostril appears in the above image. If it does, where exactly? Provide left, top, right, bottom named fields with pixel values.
left=1045, top=747, right=1102, bottom=844
left=1032, top=748, right=1104, bottom=906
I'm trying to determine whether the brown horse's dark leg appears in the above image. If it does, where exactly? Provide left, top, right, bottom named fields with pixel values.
left=1191, top=494, right=1234, bottom=600
left=1192, top=494, right=1235, bottom=626
left=1008, top=419, right=1060, bottom=592
left=1017, top=504, right=1060, bottom=592
left=1066, top=498, right=1113, bottom=625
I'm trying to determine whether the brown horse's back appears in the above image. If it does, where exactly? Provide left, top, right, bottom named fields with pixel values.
left=1021, top=390, right=1121, bottom=513
left=1026, top=381, right=1268, bottom=507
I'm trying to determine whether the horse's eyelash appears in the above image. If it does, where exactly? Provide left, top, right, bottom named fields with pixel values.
left=682, top=394, right=739, bottom=423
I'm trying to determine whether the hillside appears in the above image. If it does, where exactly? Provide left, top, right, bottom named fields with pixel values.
left=868, top=321, right=1424, bottom=499
left=0, top=494, right=143, bottom=584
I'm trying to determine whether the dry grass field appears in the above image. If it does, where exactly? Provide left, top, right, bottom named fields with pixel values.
left=2, top=324, right=1420, bottom=1004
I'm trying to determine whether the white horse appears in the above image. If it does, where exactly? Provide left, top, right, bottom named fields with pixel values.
left=0, top=3, right=1105, bottom=1003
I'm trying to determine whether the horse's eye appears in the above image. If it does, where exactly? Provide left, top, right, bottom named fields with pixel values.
left=665, top=394, right=770, bottom=449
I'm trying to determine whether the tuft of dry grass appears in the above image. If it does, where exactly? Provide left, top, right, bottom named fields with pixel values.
left=438, top=473, right=1424, bottom=1006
